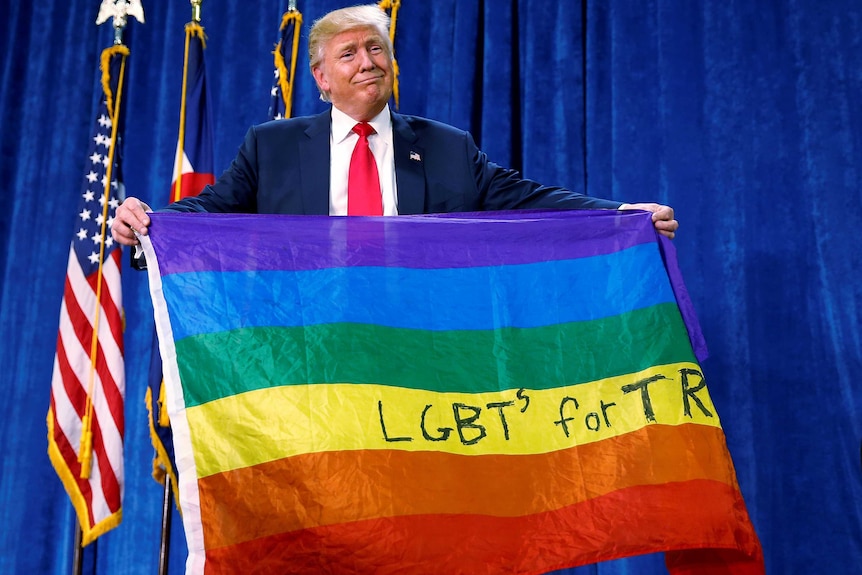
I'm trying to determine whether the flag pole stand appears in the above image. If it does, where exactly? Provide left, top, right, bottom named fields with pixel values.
left=158, top=479, right=173, bottom=575
left=73, top=523, right=84, bottom=575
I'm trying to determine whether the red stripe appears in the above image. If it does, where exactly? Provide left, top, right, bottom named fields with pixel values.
left=87, top=408, right=122, bottom=512
left=99, top=253, right=127, bottom=430
left=203, top=480, right=762, bottom=575
left=99, top=250, right=125, bottom=352
left=173, top=172, right=215, bottom=201
left=63, top=277, right=95, bottom=376
left=94, top=338, right=124, bottom=433
left=55, top=333, right=87, bottom=418
left=666, top=546, right=766, bottom=575
left=64, top=273, right=124, bottom=433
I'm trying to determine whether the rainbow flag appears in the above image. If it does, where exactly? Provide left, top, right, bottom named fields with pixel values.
left=140, top=210, right=763, bottom=575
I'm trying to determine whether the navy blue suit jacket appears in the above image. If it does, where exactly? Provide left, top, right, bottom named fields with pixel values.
left=163, top=109, right=622, bottom=215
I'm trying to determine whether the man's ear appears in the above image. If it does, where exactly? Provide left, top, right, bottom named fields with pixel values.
left=311, top=66, right=329, bottom=93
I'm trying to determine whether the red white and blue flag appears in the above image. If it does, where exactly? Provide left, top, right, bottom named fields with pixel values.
left=147, top=22, right=215, bottom=499
left=48, top=45, right=129, bottom=546
left=170, top=23, right=215, bottom=201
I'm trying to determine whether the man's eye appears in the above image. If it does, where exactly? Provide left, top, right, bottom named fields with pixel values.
left=369, top=45, right=382, bottom=53
left=340, top=51, right=354, bottom=59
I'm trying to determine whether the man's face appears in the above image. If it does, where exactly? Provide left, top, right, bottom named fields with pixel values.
left=312, top=27, right=394, bottom=122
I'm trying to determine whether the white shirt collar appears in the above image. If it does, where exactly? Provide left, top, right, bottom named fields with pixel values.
left=331, top=104, right=392, bottom=144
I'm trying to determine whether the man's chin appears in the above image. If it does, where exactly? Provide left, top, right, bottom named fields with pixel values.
left=359, top=88, right=392, bottom=108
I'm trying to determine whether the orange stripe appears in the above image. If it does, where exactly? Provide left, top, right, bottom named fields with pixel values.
left=199, top=423, right=739, bottom=550
left=203, top=480, right=762, bottom=575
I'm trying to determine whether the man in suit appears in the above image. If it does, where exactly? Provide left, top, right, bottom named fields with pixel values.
left=111, top=4, right=678, bottom=246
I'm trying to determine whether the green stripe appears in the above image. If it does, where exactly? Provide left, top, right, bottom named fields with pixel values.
left=176, top=303, right=696, bottom=407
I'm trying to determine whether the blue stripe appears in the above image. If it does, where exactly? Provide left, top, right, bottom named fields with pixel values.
left=163, top=243, right=674, bottom=340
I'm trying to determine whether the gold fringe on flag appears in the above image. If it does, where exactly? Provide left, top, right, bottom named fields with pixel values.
left=274, top=8, right=303, bottom=119
left=378, top=0, right=401, bottom=109
left=145, top=386, right=182, bottom=514
left=157, top=378, right=170, bottom=427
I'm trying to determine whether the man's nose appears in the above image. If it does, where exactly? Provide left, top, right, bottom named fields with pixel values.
left=357, top=48, right=375, bottom=70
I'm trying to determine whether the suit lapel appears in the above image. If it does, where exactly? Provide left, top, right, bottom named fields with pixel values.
left=297, top=110, right=426, bottom=216
left=298, top=110, right=331, bottom=215
left=391, top=113, right=426, bottom=215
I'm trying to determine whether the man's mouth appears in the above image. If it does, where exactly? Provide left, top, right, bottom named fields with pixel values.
left=355, top=75, right=383, bottom=85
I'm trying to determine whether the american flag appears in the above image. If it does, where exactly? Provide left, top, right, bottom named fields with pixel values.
left=268, top=5, right=303, bottom=120
left=47, top=45, right=128, bottom=546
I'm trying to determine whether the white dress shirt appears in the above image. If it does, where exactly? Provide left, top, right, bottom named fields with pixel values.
left=329, top=104, right=398, bottom=216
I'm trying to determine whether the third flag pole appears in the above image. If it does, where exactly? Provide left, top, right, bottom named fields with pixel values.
left=146, top=1, right=214, bottom=573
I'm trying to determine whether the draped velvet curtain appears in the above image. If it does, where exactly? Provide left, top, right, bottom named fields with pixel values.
left=1, top=1, right=860, bottom=573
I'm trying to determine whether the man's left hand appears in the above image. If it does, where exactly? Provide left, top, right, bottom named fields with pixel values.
left=619, top=203, right=678, bottom=239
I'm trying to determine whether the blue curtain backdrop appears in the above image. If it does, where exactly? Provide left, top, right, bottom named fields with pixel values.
left=1, top=0, right=860, bottom=573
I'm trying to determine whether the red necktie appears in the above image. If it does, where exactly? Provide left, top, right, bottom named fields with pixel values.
left=348, top=122, right=383, bottom=215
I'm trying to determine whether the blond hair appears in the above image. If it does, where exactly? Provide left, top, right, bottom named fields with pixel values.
left=308, top=5, right=393, bottom=101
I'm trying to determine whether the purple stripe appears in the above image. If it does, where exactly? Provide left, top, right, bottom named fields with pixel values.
left=658, top=234, right=709, bottom=362
left=148, top=209, right=657, bottom=275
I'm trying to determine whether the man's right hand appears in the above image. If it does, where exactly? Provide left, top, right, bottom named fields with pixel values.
left=111, top=197, right=153, bottom=246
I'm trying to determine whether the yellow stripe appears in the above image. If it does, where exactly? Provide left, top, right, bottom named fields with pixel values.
left=187, top=361, right=720, bottom=478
